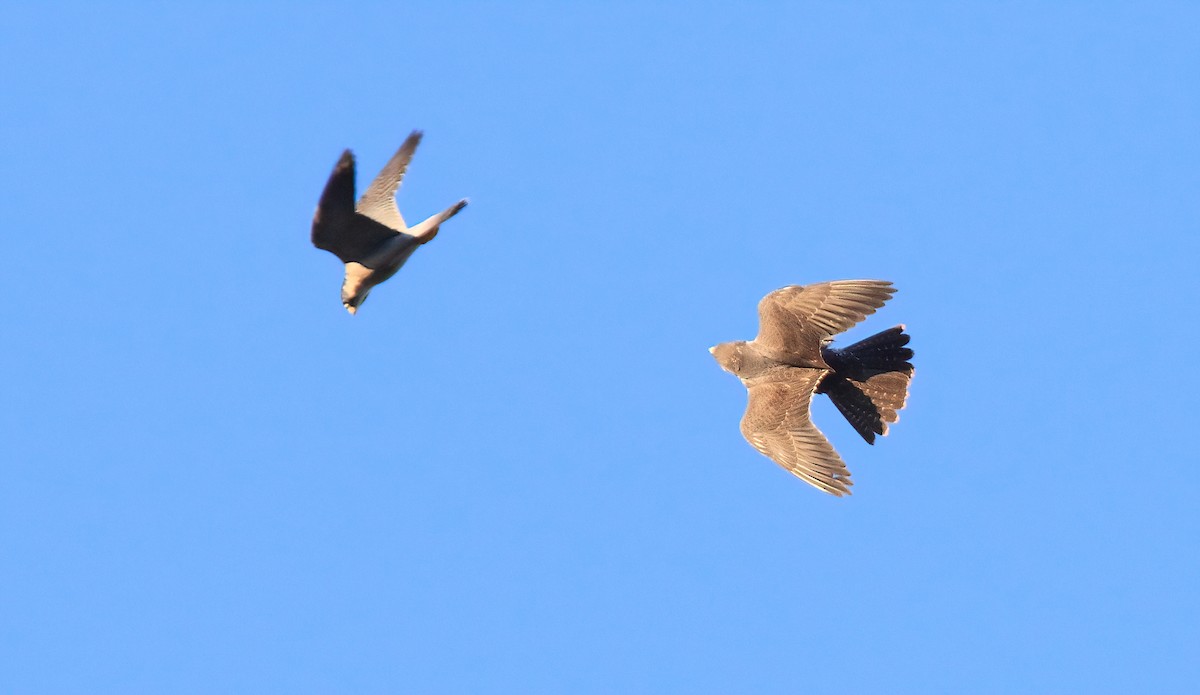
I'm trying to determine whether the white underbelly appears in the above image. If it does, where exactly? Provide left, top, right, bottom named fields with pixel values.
left=343, top=234, right=421, bottom=296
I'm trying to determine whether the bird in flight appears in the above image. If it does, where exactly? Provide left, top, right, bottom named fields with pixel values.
left=710, top=280, right=914, bottom=496
left=311, top=130, right=468, bottom=314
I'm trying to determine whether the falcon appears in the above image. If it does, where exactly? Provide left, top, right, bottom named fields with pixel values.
left=710, top=280, right=914, bottom=495
left=311, top=130, right=468, bottom=314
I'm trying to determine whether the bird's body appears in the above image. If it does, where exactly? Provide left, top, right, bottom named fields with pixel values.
left=710, top=280, right=914, bottom=496
left=311, top=130, right=467, bottom=314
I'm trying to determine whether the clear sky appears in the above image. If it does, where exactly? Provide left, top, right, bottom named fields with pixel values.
left=2, top=3, right=1197, bottom=693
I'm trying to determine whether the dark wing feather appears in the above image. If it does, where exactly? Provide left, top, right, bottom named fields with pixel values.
left=311, top=150, right=397, bottom=263
left=754, top=280, right=896, bottom=365
left=740, top=371, right=852, bottom=496
left=311, top=150, right=356, bottom=254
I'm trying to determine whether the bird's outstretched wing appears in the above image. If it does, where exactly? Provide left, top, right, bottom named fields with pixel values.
left=740, top=370, right=852, bottom=496
left=312, top=150, right=398, bottom=263
left=754, top=280, right=895, bottom=365
left=357, top=130, right=422, bottom=230
left=311, top=150, right=357, bottom=253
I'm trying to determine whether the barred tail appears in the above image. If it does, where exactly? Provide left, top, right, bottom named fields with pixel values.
left=818, top=326, right=914, bottom=444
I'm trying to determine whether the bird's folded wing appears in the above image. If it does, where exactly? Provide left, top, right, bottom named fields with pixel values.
left=356, top=130, right=422, bottom=230
left=741, top=372, right=852, bottom=496
left=755, top=280, right=895, bottom=364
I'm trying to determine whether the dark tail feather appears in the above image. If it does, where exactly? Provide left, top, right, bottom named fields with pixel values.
left=819, top=326, right=914, bottom=444
left=820, top=375, right=888, bottom=444
left=830, top=325, right=913, bottom=376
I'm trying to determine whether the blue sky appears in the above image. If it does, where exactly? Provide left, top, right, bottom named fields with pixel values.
left=2, top=3, right=1197, bottom=693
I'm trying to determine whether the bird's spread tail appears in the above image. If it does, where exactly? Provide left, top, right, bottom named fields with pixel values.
left=819, top=326, right=914, bottom=444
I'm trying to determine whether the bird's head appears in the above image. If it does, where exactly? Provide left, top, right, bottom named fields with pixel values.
left=341, top=289, right=369, bottom=316
left=709, top=341, right=747, bottom=375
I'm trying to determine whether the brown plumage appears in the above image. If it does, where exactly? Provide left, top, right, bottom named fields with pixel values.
left=709, top=280, right=914, bottom=496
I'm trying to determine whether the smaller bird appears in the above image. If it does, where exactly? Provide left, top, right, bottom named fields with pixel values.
left=311, top=130, right=468, bottom=314
left=710, top=280, right=914, bottom=496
